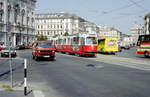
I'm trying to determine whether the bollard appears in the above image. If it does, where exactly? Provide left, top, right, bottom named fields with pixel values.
left=24, top=59, right=27, bottom=96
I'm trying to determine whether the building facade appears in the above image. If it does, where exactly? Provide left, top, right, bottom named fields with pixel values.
left=145, top=13, right=150, bottom=34
left=84, top=21, right=98, bottom=34
left=0, top=0, right=36, bottom=47
left=131, top=24, right=145, bottom=45
left=97, top=26, right=121, bottom=41
left=35, top=12, right=86, bottom=40
left=120, top=34, right=133, bottom=47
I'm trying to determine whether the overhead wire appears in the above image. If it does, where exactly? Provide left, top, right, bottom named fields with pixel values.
left=128, top=0, right=148, bottom=10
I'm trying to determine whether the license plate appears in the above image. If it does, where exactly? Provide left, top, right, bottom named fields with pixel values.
left=44, top=56, right=50, bottom=58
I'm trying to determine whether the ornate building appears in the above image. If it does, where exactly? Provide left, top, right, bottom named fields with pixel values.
left=0, top=0, right=36, bottom=46
left=131, top=24, right=145, bottom=44
left=35, top=12, right=86, bottom=40
left=97, top=26, right=121, bottom=41
left=145, top=13, right=150, bottom=34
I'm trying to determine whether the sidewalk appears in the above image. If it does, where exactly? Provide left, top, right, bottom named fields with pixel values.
left=0, top=90, right=34, bottom=97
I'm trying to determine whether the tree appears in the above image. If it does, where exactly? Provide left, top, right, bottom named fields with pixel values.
left=53, top=34, right=59, bottom=38
left=37, top=34, right=48, bottom=41
left=63, top=32, right=69, bottom=36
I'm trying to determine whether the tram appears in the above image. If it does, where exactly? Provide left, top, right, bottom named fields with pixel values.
left=136, top=34, right=150, bottom=57
left=97, top=38, right=119, bottom=54
left=53, top=33, right=97, bottom=56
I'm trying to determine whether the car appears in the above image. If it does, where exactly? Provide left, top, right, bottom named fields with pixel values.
left=1, top=47, right=17, bottom=57
left=25, top=45, right=32, bottom=49
left=0, top=44, right=5, bottom=51
left=0, top=46, right=3, bottom=51
left=16, top=44, right=25, bottom=50
left=32, top=41, right=56, bottom=61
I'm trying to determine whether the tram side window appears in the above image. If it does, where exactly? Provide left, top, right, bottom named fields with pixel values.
left=138, top=35, right=150, bottom=42
left=71, top=38, right=73, bottom=45
left=56, top=40, right=58, bottom=45
left=68, top=38, right=71, bottom=45
left=86, top=37, right=97, bottom=44
left=59, top=39, right=63, bottom=45
left=63, top=39, right=66, bottom=45
left=80, top=38, right=85, bottom=45
left=73, top=37, right=79, bottom=45
left=137, top=35, right=150, bottom=46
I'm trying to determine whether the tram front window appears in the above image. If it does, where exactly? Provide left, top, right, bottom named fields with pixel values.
left=86, top=37, right=97, bottom=44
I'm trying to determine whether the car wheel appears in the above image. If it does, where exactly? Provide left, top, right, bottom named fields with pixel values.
left=144, top=51, right=149, bottom=57
left=35, top=56, right=39, bottom=61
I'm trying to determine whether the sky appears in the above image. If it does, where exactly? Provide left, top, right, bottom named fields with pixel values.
left=36, top=0, right=150, bottom=34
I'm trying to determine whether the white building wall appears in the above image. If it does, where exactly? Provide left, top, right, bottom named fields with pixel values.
left=0, top=0, right=36, bottom=46
left=35, top=13, right=86, bottom=39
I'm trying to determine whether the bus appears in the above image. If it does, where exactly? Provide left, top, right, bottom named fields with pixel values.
left=53, top=33, right=97, bottom=57
left=97, top=38, right=119, bottom=54
left=136, top=34, right=150, bottom=57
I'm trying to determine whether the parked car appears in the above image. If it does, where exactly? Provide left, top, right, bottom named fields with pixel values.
left=0, top=44, right=5, bottom=51
left=16, top=44, right=25, bottom=50
left=32, top=41, right=56, bottom=61
left=0, top=46, right=3, bottom=51
left=25, top=45, right=32, bottom=49
left=1, top=47, right=17, bottom=57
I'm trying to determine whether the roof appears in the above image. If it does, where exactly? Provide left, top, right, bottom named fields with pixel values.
left=35, top=12, right=85, bottom=22
left=145, top=13, right=150, bottom=19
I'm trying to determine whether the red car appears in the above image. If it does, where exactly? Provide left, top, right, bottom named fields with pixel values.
left=0, top=46, right=3, bottom=51
left=32, top=41, right=56, bottom=61
left=25, top=46, right=32, bottom=49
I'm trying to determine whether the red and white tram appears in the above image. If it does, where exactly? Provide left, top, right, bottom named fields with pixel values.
left=53, top=33, right=97, bottom=56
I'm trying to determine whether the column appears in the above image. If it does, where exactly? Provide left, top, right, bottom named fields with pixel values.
left=13, top=33, right=16, bottom=47
left=4, top=32, right=7, bottom=46
left=146, top=18, right=149, bottom=34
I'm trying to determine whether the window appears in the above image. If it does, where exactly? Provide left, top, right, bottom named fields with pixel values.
left=86, top=37, right=97, bottom=44
left=38, top=42, right=53, bottom=48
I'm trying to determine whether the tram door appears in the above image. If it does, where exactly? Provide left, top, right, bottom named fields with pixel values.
left=80, top=37, right=85, bottom=52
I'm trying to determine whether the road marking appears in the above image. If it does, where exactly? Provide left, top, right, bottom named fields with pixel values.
left=33, top=90, right=45, bottom=97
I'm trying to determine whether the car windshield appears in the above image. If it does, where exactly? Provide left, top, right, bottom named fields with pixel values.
left=38, top=42, right=53, bottom=48
left=3, top=47, right=15, bottom=50
left=86, top=37, right=97, bottom=44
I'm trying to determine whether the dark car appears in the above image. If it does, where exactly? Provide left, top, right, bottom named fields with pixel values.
left=32, top=41, right=56, bottom=61
left=16, top=44, right=25, bottom=50
left=1, top=47, right=17, bottom=57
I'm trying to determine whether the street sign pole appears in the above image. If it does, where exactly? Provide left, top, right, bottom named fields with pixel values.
left=8, top=35, right=13, bottom=88
left=7, top=21, right=13, bottom=88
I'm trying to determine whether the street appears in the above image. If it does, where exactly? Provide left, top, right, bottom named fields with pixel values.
left=1, top=49, right=150, bottom=97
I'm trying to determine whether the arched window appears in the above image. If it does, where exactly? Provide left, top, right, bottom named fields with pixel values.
left=14, top=4, right=20, bottom=24
left=21, top=9, right=25, bottom=25
left=0, top=2, right=3, bottom=22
